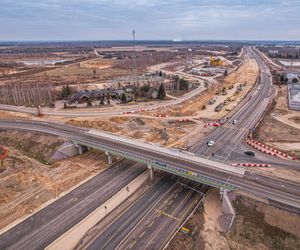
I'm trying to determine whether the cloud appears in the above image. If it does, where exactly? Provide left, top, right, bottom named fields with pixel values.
left=0, top=0, right=299, bottom=40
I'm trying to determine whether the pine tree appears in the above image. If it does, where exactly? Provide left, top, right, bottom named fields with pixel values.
left=121, top=93, right=127, bottom=103
left=158, top=83, right=166, bottom=99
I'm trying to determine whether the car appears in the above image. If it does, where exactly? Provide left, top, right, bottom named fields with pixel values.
left=244, top=151, right=255, bottom=156
left=232, top=119, right=237, bottom=124
left=207, top=140, right=215, bottom=147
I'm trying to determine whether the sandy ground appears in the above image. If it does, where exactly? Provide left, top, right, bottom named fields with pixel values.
left=201, top=189, right=229, bottom=250
left=272, top=111, right=300, bottom=130
left=66, top=116, right=209, bottom=149
left=150, top=59, right=258, bottom=119
left=0, top=133, right=109, bottom=230
left=0, top=111, right=32, bottom=119
left=79, top=58, right=113, bottom=69
left=255, top=85, right=300, bottom=157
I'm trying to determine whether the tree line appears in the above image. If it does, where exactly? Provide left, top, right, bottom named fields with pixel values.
left=0, top=83, right=54, bottom=107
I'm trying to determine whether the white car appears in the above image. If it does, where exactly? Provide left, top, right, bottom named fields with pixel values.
left=207, top=140, right=215, bottom=147
left=232, top=119, right=237, bottom=124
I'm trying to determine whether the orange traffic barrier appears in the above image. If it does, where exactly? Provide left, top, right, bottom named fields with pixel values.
left=0, top=145, right=9, bottom=160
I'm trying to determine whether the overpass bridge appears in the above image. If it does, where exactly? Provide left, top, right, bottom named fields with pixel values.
left=0, top=119, right=300, bottom=211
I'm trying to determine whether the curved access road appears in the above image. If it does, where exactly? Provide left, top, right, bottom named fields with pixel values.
left=0, top=83, right=205, bottom=117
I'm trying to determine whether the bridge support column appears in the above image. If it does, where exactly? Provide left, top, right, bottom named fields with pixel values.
left=105, top=151, right=113, bottom=165
left=148, top=165, right=154, bottom=180
left=78, top=145, right=84, bottom=155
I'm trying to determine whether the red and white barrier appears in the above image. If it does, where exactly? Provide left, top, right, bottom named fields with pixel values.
left=176, top=118, right=192, bottom=122
left=232, top=163, right=271, bottom=167
left=204, top=120, right=222, bottom=128
left=0, top=145, right=9, bottom=160
left=246, top=136, right=296, bottom=160
left=153, top=114, right=167, bottom=117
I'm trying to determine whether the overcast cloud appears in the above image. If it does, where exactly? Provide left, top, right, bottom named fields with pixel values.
left=0, top=0, right=299, bottom=40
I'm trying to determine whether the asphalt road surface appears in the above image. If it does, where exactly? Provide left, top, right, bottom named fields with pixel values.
left=85, top=175, right=177, bottom=250
left=192, top=47, right=274, bottom=159
left=82, top=176, right=208, bottom=250
left=118, top=182, right=209, bottom=250
left=0, top=119, right=299, bottom=211
left=0, top=160, right=146, bottom=250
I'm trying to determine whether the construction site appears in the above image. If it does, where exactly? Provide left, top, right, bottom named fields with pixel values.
left=0, top=40, right=299, bottom=250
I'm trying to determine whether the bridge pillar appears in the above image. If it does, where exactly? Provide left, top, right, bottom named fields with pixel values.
left=105, top=151, right=113, bottom=165
left=78, top=145, right=84, bottom=155
left=148, top=165, right=154, bottom=180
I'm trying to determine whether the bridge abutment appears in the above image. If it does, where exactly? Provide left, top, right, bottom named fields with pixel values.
left=220, top=188, right=236, bottom=230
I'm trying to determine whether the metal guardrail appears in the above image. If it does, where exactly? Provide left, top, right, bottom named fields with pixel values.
left=71, top=138, right=236, bottom=190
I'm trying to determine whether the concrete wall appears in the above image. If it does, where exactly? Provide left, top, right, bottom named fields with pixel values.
left=288, top=83, right=300, bottom=110
left=50, top=142, right=80, bottom=161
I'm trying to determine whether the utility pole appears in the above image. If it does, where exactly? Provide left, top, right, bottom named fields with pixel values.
left=132, top=30, right=138, bottom=88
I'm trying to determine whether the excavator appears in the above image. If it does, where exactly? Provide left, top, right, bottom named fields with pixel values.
left=210, top=56, right=223, bottom=67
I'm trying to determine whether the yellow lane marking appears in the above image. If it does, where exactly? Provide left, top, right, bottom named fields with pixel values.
left=156, top=209, right=179, bottom=221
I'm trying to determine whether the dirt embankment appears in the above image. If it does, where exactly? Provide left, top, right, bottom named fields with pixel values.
left=0, top=130, right=64, bottom=163
left=66, top=116, right=201, bottom=148
left=254, top=85, right=300, bottom=157
left=168, top=190, right=300, bottom=250
left=0, top=130, right=111, bottom=230
left=228, top=196, right=300, bottom=249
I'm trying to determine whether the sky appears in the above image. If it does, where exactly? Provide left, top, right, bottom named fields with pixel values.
left=0, top=0, right=299, bottom=41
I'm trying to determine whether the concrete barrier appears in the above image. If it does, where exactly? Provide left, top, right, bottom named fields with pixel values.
left=46, top=170, right=149, bottom=250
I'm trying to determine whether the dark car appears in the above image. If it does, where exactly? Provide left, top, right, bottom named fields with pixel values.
left=244, top=151, right=255, bottom=156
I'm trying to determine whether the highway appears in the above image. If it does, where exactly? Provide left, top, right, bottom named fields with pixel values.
left=0, top=119, right=300, bottom=211
left=81, top=175, right=177, bottom=250
left=77, top=176, right=208, bottom=250
left=0, top=160, right=146, bottom=250
left=192, top=47, right=274, bottom=159
left=0, top=46, right=299, bottom=250
left=117, top=182, right=208, bottom=250
left=190, top=47, right=297, bottom=170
